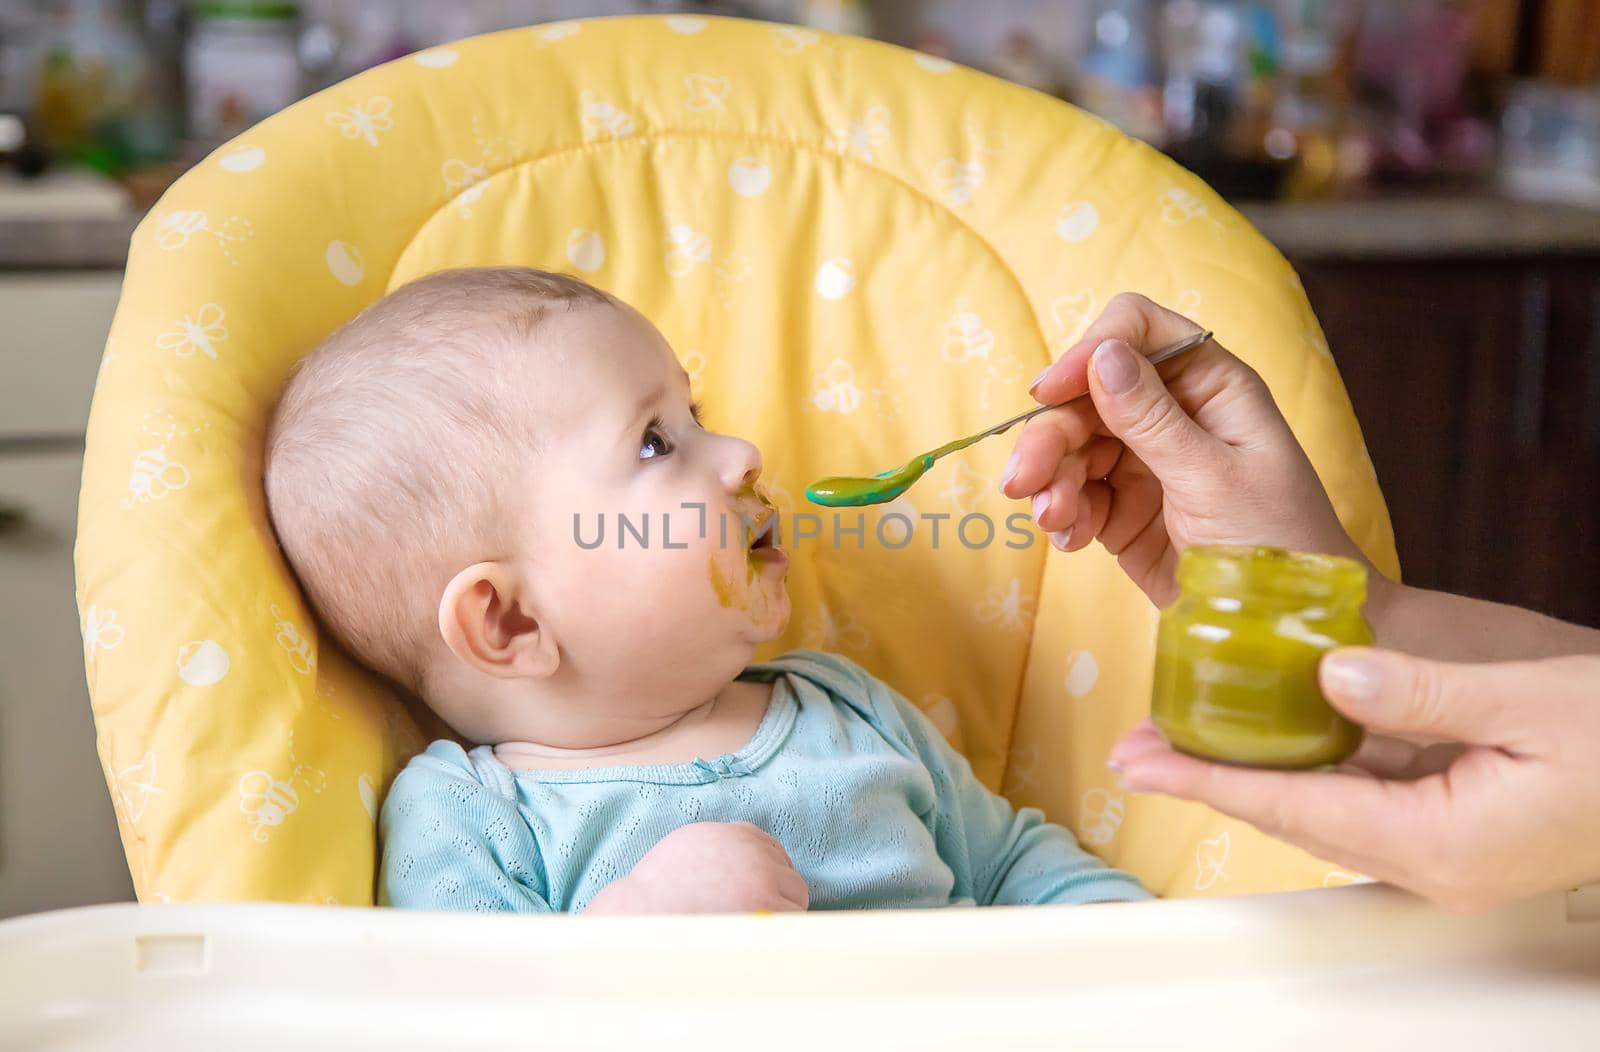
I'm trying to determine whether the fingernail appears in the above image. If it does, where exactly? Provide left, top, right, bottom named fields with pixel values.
left=1031, top=491, right=1051, bottom=524
left=1093, top=339, right=1139, bottom=394
left=999, top=451, right=1021, bottom=490
left=1104, top=758, right=1123, bottom=773
left=1049, top=528, right=1072, bottom=551
left=1322, top=652, right=1380, bottom=702
left=1027, top=365, right=1052, bottom=395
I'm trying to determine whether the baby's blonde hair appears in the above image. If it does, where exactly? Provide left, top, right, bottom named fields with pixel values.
left=265, top=266, right=616, bottom=692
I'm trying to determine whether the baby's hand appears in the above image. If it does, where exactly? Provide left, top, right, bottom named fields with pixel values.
left=585, top=821, right=809, bottom=914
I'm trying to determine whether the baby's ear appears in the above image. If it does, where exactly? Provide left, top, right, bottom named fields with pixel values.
left=438, top=563, right=559, bottom=680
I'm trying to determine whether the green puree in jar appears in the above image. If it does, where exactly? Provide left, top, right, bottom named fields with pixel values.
left=1152, top=545, right=1372, bottom=769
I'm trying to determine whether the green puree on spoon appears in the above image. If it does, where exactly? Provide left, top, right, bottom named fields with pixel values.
left=805, top=330, right=1212, bottom=508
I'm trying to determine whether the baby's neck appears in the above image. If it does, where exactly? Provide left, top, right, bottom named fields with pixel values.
left=493, top=678, right=774, bottom=771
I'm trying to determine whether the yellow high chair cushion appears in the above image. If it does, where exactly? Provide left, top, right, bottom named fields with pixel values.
left=78, top=15, right=1397, bottom=905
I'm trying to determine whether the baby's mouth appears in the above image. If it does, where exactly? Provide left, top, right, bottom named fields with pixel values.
left=733, top=482, right=785, bottom=564
left=743, top=509, right=788, bottom=567
left=746, top=510, right=777, bottom=551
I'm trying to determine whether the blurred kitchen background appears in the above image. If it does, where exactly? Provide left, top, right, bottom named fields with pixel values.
left=0, top=1, right=1597, bottom=916
left=6, top=1, right=1600, bottom=205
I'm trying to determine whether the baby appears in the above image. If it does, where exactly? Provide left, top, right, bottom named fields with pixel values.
left=265, top=266, right=1148, bottom=914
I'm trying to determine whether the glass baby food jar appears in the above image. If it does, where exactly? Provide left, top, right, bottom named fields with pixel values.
left=1152, top=545, right=1371, bottom=769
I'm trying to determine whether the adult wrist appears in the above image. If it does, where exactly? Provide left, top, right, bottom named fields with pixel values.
left=1361, top=567, right=1405, bottom=648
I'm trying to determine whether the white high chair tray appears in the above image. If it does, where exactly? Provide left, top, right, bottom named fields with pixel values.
left=2, top=883, right=1595, bottom=1050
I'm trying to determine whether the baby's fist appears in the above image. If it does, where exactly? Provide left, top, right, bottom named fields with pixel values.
left=586, top=821, right=809, bottom=914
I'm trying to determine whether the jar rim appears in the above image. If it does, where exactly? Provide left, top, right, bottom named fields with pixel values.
left=1177, top=545, right=1368, bottom=603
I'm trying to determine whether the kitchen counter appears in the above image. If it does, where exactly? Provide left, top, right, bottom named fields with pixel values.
left=0, top=214, right=143, bottom=270
left=1240, top=195, right=1600, bottom=260
left=0, top=170, right=140, bottom=270
left=4, top=191, right=1600, bottom=270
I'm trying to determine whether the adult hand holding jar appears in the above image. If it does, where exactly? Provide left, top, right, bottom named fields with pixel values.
left=1003, top=292, right=1600, bottom=913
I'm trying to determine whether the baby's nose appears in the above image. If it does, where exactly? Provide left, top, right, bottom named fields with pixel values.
left=722, top=436, right=763, bottom=490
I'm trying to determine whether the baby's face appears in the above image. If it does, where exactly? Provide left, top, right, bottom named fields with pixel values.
left=513, top=304, right=790, bottom=709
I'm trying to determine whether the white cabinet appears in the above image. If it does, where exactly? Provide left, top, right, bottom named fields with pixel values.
left=0, top=272, right=133, bottom=917
left=0, top=274, right=121, bottom=441
left=0, top=452, right=134, bottom=916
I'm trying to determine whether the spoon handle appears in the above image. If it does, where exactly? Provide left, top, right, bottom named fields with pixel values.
left=972, top=329, right=1214, bottom=444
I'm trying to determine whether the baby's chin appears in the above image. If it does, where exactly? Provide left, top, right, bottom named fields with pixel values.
left=723, top=570, right=788, bottom=641
left=745, top=592, right=791, bottom=643
left=705, top=542, right=791, bottom=638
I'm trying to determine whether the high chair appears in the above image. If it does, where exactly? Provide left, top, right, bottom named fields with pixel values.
left=1, top=15, right=1592, bottom=1048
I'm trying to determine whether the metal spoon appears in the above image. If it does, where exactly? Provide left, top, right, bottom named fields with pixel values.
left=805, top=330, right=1213, bottom=508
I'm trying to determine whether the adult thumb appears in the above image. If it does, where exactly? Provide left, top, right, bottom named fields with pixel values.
left=1319, top=648, right=1537, bottom=753
left=1088, top=338, right=1222, bottom=480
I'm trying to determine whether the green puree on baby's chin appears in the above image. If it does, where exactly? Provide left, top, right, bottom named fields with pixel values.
left=805, top=455, right=934, bottom=507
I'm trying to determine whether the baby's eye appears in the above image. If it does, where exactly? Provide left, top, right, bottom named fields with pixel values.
left=639, top=419, right=674, bottom=460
